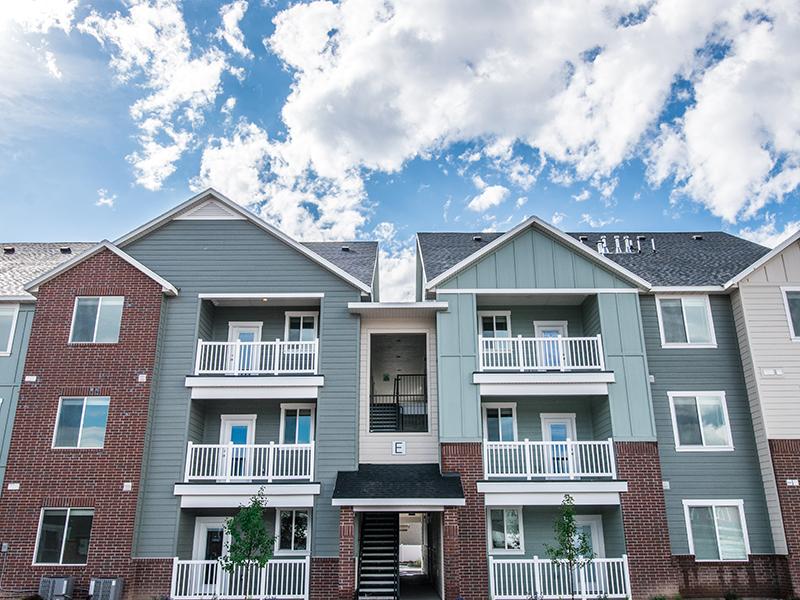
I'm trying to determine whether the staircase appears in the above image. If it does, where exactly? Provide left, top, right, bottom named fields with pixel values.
left=357, top=512, right=399, bottom=600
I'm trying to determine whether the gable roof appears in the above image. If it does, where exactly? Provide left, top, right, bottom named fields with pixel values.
left=300, top=241, right=378, bottom=290
left=0, top=242, right=96, bottom=301
left=24, top=241, right=179, bottom=296
left=115, top=188, right=374, bottom=293
left=723, top=228, right=800, bottom=288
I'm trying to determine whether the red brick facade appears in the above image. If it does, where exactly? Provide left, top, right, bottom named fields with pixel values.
left=309, top=557, right=339, bottom=600
left=337, top=507, right=356, bottom=599
left=0, top=249, right=164, bottom=599
left=675, top=554, right=790, bottom=598
left=771, top=438, right=800, bottom=596
left=615, top=441, right=679, bottom=599
left=440, top=442, right=488, bottom=600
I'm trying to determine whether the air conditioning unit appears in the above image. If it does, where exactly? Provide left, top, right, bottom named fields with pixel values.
left=38, top=576, right=74, bottom=600
left=89, top=578, right=124, bottom=600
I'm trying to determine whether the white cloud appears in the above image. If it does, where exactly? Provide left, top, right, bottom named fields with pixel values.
left=43, top=50, right=62, bottom=79
left=468, top=184, right=510, bottom=212
left=378, top=244, right=416, bottom=301
left=580, top=213, right=619, bottom=228
left=217, top=1, right=252, bottom=58
left=516, top=197, right=527, bottom=208
left=739, top=214, right=800, bottom=248
left=221, top=96, right=237, bottom=115
left=2, top=0, right=77, bottom=34
left=95, top=188, right=116, bottom=207
left=551, top=211, right=567, bottom=227
left=572, top=189, right=591, bottom=202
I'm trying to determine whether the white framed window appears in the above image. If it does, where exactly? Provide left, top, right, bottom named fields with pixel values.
left=655, top=295, right=716, bottom=348
left=34, top=508, right=94, bottom=565
left=69, top=296, right=124, bottom=344
left=280, top=403, right=315, bottom=444
left=668, top=392, right=733, bottom=451
left=52, top=397, right=110, bottom=448
left=487, top=507, right=524, bottom=554
left=478, top=311, right=511, bottom=338
left=483, top=403, right=517, bottom=442
left=275, top=509, right=310, bottom=554
left=284, top=311, right=318, bottom=342
left=683, top=500, right=750, bottom=561
left=0, top=304, right=19, bottom=356
left=781, top=287, right=800, bottom=341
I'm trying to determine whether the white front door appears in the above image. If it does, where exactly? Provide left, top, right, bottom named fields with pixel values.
left=192, top=518, right=228, bottom=593
left=541, top=414, right=577, bottom=476
left=574, top=516, right=605, bottom=593
left=220, top=415, right=256, bottom=479
left=534, top=321, right=568, bottom=368
left=227, top=322, right=262, bottom=372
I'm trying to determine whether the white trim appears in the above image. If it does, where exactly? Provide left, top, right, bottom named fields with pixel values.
left=219, top=414, right=257, bottom=445
left=0, top=295, right=37, bottom=303
left=192, top=517, right=229, bottom=560
left=331, top=497, right=465, bottom=507
left=284, top=311, right=319, bottom=341
left=227, top=321, right=263, bottom=343
left=114, top=188, right=372, bottom=293
left=52, top=396, right=110, bottom=449
left=347, top=301, right=448, bottom=313
left=724, top=228, right=800, bottom=289
left=68, top=296, right=124, bottom=344
left=416, top=235, right=429, bottom=292
left=174, top=483, right=320, bottom=508
left=24, top=240, right=178, bottom=296
left=474, top=372, right=614, bottom=397
left=780, top=287, right=800, bottom=341
left=534, top=320, right=569, bottom=338
left=650, top=286, right=725, bottom=293
left=437, top=288, right=639, bottom=296
left=575, top=515, right=606, bottom=558
left=667, top=391, right=733, bottom=452
left=540, top=413, right=577, bottom=442
left=478, top=310, right=512, bottom=337
left=682, top=499, right=751, bottom=561
left=482, top=403, right=518, bottom=442
left=487, top=506, right=525, bottom=555
left=174, top=198, right=246, bottom=221
left=279, top=404, right=316, bottom=444
left=199, top=292, right=325, bottom=300
left=655, top=294, right=717, bottom=348
left=477, top=481, right=627, bottom=506
left=0, top=303, right=19, bottom=356
left=274, top=509, right=311, bottom=556
left=32, top=507, right=94, bottom=566
left=424, top=216, right=650, bottom=290
left=185, top=375, right=323, bottom=400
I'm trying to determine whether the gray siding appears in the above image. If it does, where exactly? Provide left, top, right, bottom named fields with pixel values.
left=483, top=397, right=611, bottom=442
left=641, top=294, right=774, bottom=555
left=124, top=219, right=361, bottom=558
left=198, top=399, right=285, bottom=444
left=477, top=306, right=585, bottom=337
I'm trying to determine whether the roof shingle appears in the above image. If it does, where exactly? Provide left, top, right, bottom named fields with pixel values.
left=333, top=463, right=464, bottom=499
left=301, top=241, right=378, bottom=289
left=0, top=242, right=96, bottom=299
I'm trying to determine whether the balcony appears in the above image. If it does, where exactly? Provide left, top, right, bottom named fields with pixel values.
left=369, top=373, right=428, bottom=433
left=195, top=339, right=319, bottom=375
left=489, top=556, right=631, bottom=600
left=171, top=557, right=309, bottom=599
left=483, top=439, right=616, bottom=480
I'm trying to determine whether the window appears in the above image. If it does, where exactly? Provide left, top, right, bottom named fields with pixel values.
left=683, top=500, right=750, bottom=561
left=781, top=288, right=800, bottom=340
left=34, top=508, right=94, bottom=565
left=53, top=397, right=110, bottom=448
left=285, top=312, right=318, bottom=342
left=478, top=311, right=511, bottom=338
left=668, top=392, right=732, bottom=451
left=483, top=404, right=517, bottom=442
left=276, top=509, right=309, bottom=553
left=280, top=404, right=314, bottom=444
left=0, top=304, right=19, bottom=356
left=69, top=297, right=123, bottom=343
left=656, top=296, right=716, bottom=347
left=488, top=508, right=523, bottom=554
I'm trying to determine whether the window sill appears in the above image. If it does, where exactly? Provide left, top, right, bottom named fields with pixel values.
left=273, top=550, right=310, bottom=557
left=32, top=563, right=88, bottom=567
left=489, top=549, right=525, bottom=556
left=675, top=446, right=734, bottom=452
left=690, top=558, right=750, bottom=563
left=67, top=342, right=119, bottom=346
left=661, top=343, right=718, bottom=349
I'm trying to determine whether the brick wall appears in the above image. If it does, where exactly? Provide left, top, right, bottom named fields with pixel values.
left=615, top=441, right=680, bottom=599
left=440, top=442, right=487, bottom=600
left=675, top=554, right=790, bottom=598
left=338, top=507, right=356, bottom=599
left=0, top=249, right=164, bottom=599
left=771, top=439, right=800, bottom=596
left=309, top=557, right=339, bottom=600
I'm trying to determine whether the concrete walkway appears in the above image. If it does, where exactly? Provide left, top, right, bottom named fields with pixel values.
left=400, top=574, right=441, bottom=600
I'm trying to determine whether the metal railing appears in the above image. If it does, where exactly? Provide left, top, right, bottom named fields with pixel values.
left=483, top=439, right=616, bottom=480
left=194, top=339, right=319, bottom=375
left=369, top=374, right=428, bottom=433
left=479, top=335, right=605, bottom=372
left=184, top=442, right=315, bottom=482
left=171, top=557, right=310, bottom=599
left=489, top=556, right=631, bottom=600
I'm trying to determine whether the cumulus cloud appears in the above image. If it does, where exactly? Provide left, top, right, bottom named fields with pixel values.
left=551, top=211, right=567, bottom=227
left=95, top=188, right=116, bottom=207
left=739, top=214, right=800, bottom=248
left=2, top=0, right=77, bottom=34
left=217, top=1, right=252, bottom=58
left=580, top=213, right=619, bottom=228
left=572, top=189, right=591, bottom=202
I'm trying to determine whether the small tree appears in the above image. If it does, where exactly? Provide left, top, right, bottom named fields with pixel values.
left=544, top=494, right=595, bottom=600
left=220, top=489, right=275, bottom=575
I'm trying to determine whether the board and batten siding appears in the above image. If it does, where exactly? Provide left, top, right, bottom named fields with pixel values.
left=358, top=317, right=439, bottom=463
left=640, top=294, right=774, bottom=555
left=124, top=218, right=362, bottom=559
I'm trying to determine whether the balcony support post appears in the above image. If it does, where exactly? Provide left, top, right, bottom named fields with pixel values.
left=225, top=441, right=234, bottom=482
left=184, top=441, right=193, bottom=483
left=267, top=441, right=275, bottom=483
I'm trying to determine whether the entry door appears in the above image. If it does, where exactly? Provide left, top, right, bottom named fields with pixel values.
left=574, top=516, right=605, bottom=593
left=193, top=519, right=228, bottom=592
left=541, top=414, right=577, bottom=476
left=227, top=322, right=262, bottom=372
left=535, top=321, right=568, bottom=368
left=220, top=416, right=256, bottom=479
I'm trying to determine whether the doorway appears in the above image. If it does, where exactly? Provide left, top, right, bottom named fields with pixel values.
left=541, top=413, right=577, bottom=477
left=399, top=512, right=441, bottom=599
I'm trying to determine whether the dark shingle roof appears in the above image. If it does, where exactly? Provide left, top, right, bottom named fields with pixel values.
left=333, top=463, right=464, bottom=499
left=301, top=241, right=378, bottom=288
left=0, top=242, right=96, bottom=299
left=417, top=228, right=770, bottom=287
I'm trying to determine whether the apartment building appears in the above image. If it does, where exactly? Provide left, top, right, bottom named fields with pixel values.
left=0, top=192, right=798, bottom=600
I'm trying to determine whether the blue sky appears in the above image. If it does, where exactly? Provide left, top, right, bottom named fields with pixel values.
left=2, top=0, right=799, bottom=298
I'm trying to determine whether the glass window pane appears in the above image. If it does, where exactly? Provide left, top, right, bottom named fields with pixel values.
left=500, top=408, right=514, bottom=441
left=716, top=506, right=747, bottom=560
left=786, top=292, right=800, bottom=336
left=62, top=510, right=93, bottom=564
left=684, top=298, right=712, bottom=344
left=504, top=509, right=520, bottom=550
left=293, top=511, right=308, bottom=550
left=36, top=510, right=67, bottom=563
left=284, top=411, right=298, bottom=444
left=71, top=298, right=99, bottom=342
left=95, top=297, right=123, bottom=343
left=486, top=409, right=500, bottom=442
left=690, top=506, right=720, bottom=560
left=490, top=509, right=506, bottom=549
left=300, top=318, right=316, bottom=341
left=660, top=299, right=687, bottom=343
left=279, top=511, right=294, bottom=550
left=79, top=398, right=109, bottom=448
left=229, top=425, right=249, bottom=445
left=494, top=316, right=509, bottom=338
left=288, top=317, right=301, bottom=342
left=482, top=316, right=495, bottom=338
left=698, top=397, right=730, bottom=447
left=0, top=308, right=14, bottom=352
left=296, top=410, right=312, bottom=444
left=674, top=397, right=703, bottom=446
left=54, top=399, right=84, bottom=447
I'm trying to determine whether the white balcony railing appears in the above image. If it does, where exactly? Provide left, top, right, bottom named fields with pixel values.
left=184, top=442, right=315, bottom=482
left=171, top=557, right=310, bottom=599
left=483, top=439, right=616, bottom=480
left=194, top=339, right=319, bottom=375
left=490, top=556, right=631, bottom=600
left=479, top=335, right=605, bottom=372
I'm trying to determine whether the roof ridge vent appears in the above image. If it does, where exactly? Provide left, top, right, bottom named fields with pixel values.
left=613, top=235, right=622, bottom=254
left=60, top=246, right=72, bottom=254
left=692, top=234, right=703, bottom=240
left=472, top=235, right=482, bottom=242
left=341, top=245, right=350, bottom=252
left=623, top=235, right=633, bottom=253
left=597, top=236, right=608, bottom=254
left=2, top=246, right=14, bottom=255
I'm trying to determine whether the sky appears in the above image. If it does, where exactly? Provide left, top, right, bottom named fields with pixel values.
left=1, top=0, right=800, bottom=300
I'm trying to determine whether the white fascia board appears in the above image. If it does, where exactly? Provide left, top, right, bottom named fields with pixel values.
left=199, top=292, right=325, bottom=300
left=347, top=301, right=449, bottom=313
left=0, top=295, right=36, bottom=303
left=186, top=376, right=323, bottom=400
left=480, top=491, right=623, bottom=506
left=114, top=188, right=372, bottom=294
left=473, top=372, right=615, bottom=384
left=724, top=229, right=800, bottom=289
left=649, top=286, right=725, bottom=294
left=476, top=382, right=611, bottom=396
left=24, top=240, right=178, bottom=296
left=331, top=497, right=466, bottom=508
left=175, top=483, right=319, bottom=508
left=437, top=288, right=637, bottom=295
left=477, top=481, right=627, bottom=506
